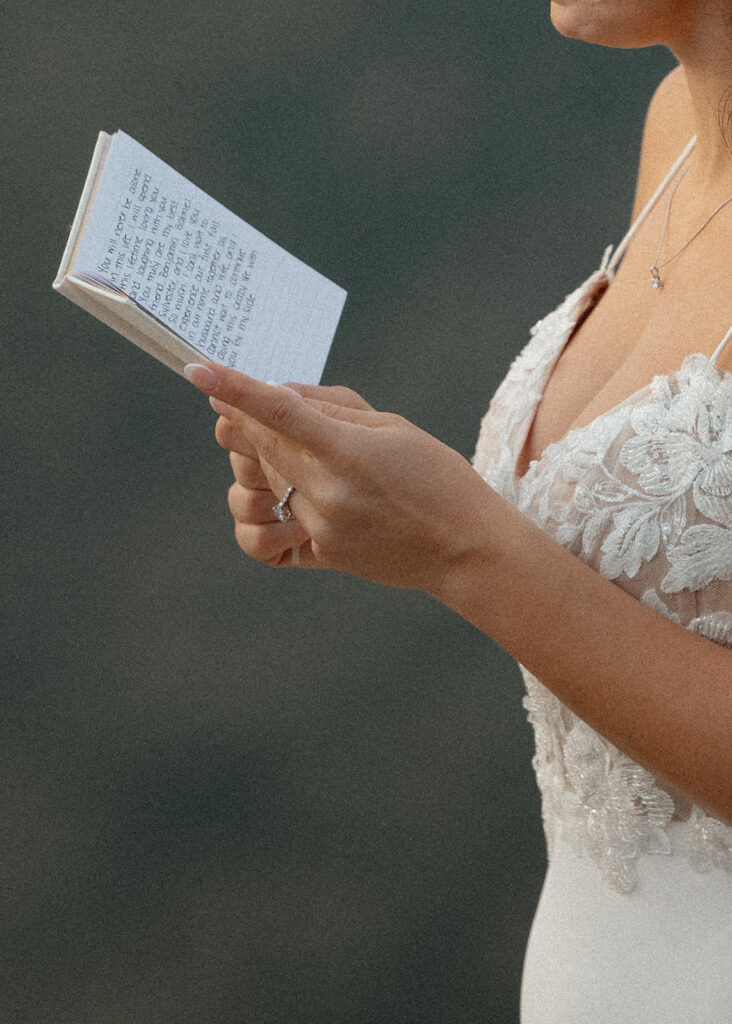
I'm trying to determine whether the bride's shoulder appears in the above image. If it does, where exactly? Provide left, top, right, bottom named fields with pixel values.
left=631, top=65, right=695, bottom=219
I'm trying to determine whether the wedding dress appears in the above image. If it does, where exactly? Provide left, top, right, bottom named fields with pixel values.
left=471, top=137, right=732, bottom=1022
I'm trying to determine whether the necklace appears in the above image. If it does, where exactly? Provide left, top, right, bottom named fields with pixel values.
left=650, top=158, right=732, bottom=289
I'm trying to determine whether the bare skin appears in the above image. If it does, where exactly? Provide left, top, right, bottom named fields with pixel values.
left=516, top=64, right=732, bottom=480
left=185, top=2, right=732, bottom=823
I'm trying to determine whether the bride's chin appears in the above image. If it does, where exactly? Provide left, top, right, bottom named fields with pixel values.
left=549, top=2, right=645, bottom=48
left=550, top=3, right=602, bottom=43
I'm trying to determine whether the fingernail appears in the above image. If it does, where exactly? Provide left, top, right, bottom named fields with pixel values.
left=209, top=396, right=236, bottom=417
left=183, top=363, right=219, bottom=391
left=266, top=381, right=302, bottom=399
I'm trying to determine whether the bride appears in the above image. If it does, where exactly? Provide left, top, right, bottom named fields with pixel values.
left=184, top=1, right=732, bottom=1019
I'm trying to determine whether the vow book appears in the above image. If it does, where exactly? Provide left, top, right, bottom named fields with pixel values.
left=53, top=131, right=347, bottom=383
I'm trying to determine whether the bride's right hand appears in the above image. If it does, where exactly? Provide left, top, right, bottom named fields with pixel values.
left=217, top=383, right=374, bottom=568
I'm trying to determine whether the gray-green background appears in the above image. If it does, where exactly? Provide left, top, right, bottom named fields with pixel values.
left=3, top=4, right=673, bottom=1022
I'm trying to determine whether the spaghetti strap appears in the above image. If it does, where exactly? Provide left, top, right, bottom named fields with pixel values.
left=710, top=325, right=732, bottom=367
left=605, top=135, right=697, bottom=277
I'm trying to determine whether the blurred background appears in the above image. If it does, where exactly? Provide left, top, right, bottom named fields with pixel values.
left=2, top=3, right=674, bottom=1022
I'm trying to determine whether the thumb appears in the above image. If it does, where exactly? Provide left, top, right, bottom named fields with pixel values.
left=265, top=380, right=378, bottom=427
left=299, top=394, right=381, bottom=427
left=280, top=382, right=375, bottom=412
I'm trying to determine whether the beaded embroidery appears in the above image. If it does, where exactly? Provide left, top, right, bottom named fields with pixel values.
left=472, top=269, right=732, bottom=893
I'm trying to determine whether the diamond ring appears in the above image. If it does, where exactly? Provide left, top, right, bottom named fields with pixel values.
left=272, top=486, right=296, bottom=522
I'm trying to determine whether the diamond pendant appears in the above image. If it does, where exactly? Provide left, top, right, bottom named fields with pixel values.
left=650, top=266, right=663, bottom=289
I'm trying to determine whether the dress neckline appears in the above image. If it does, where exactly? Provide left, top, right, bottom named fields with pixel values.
left=511, top=134, right=713, bottom=489
left=513, top=268, right=732, bottom=489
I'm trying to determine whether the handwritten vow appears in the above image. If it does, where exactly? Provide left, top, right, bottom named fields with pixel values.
left=69, top=132, right=347, bottom=383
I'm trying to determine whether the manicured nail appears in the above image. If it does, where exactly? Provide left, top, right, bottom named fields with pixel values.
left=183, top=363, right=219, bottom=391
left=209, top=396, right=236, bottom=417
left=266, top=381, right=302, bottom=398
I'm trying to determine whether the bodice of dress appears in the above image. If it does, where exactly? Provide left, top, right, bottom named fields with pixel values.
left=472, top=259, right=732, bottom=895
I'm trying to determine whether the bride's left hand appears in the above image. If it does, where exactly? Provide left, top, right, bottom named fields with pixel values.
left=185, top=362, right=493, bottom=597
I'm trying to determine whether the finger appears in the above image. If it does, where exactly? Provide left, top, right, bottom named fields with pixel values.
left=184, top=363, right=373, bottom=456
left=209, top=396, right=238, bottom=419
left=233, top=518, right=310, bottom=565
left=215, top=413, right=301, bottom=488
left=282, top=542, right=321, bottom=570
left=256, top=454, right=292, bottom=505
left=210, top=400, right=258, bottom=458
left=229, top=451, right=291, bottom=513
left=281, top=382, right=374, bottom=412
left=218, top=410, right=319, bottom=493
left=229, top=450, right=270, bottom=490
left=227, top=483, right=281, bottom=525
left=213, top=377, right=373, bottom=420
left=227, top=482, right=311, bottom=539
left=235, top=537, right=319, bottom=571
left=215, top=412, right=268, bottom=463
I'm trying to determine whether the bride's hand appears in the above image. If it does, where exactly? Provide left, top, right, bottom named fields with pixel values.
left=214, top=382, right=375, bottom=571
left=185, top=362, right=491, bottom=597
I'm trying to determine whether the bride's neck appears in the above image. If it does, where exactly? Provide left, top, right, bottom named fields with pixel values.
left=671, top=25, right=732, bottom=194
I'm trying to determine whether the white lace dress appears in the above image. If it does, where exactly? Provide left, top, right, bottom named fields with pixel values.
left=471, top=140, right=732, bottom=1022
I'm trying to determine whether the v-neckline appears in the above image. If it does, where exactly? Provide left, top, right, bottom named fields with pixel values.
left=512, top=271, right=731, bottom=489
left=510, top=134, right=702, bottom=491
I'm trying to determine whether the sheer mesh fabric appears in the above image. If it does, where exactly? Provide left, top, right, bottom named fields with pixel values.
left=472, top=265, right=732, bottom=894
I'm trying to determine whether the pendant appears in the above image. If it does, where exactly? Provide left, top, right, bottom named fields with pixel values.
left=650, top=266, right=663, bottom=290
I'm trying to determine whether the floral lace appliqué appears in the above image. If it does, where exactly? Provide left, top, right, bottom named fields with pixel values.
left=473, top=271, right=732, bottom=894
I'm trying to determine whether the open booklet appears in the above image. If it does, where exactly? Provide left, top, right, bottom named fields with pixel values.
left=53, top=131, right=347, bottom=383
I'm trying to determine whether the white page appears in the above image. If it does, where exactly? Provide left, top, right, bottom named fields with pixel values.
left=70, top=131, right=347, bottom=384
